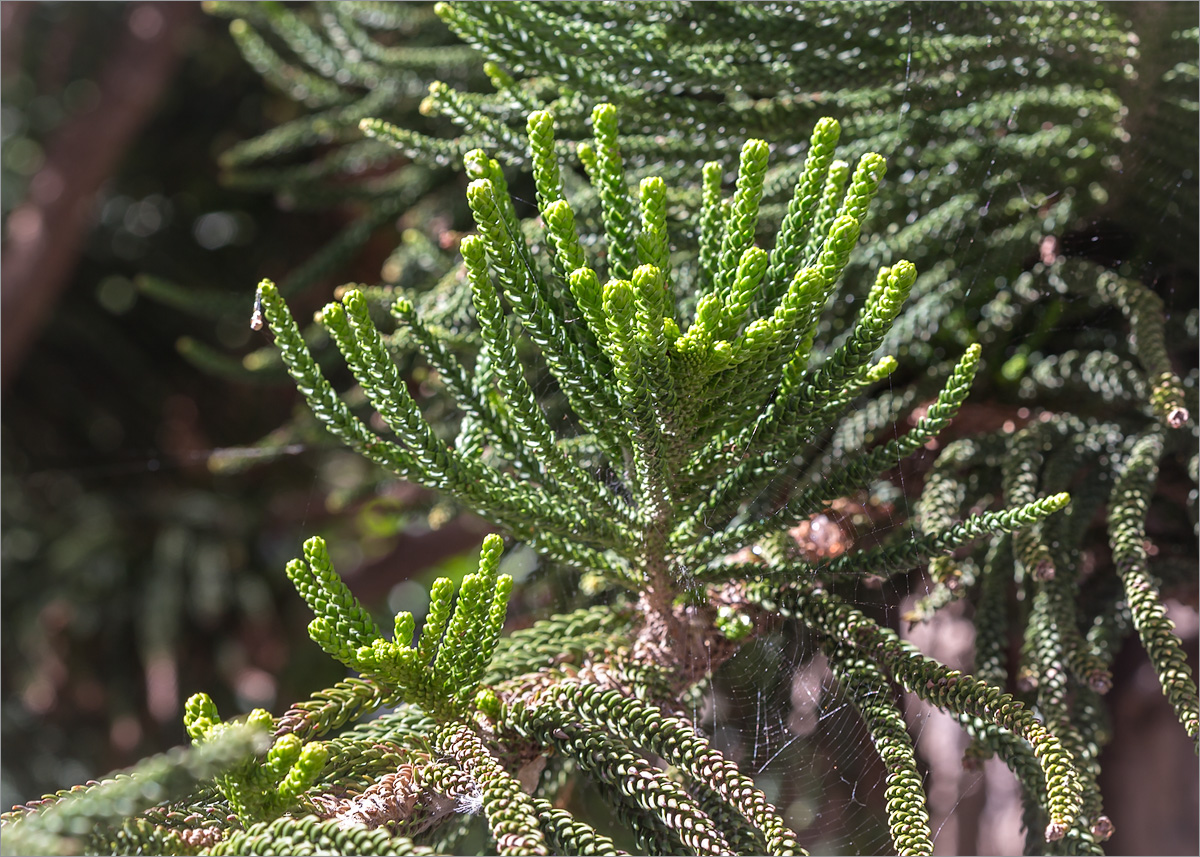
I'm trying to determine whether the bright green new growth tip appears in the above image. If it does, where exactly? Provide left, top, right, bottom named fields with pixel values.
left=287, top=533, right=512, bottom=722
left=183, top=694, right=328, bottom=825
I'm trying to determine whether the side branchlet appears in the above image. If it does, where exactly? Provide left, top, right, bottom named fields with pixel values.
left=183, top=694, right=327, bottom=825
left=288, top=534, right=512, bottom=722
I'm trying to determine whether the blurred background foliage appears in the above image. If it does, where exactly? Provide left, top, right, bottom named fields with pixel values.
left=1, top=0, right=314, bottom=805
left=1, top=2, right=1196, bottom=855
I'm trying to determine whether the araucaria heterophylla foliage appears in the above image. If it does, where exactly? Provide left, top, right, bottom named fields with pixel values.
left=6, top=100, right=1194, bottom=857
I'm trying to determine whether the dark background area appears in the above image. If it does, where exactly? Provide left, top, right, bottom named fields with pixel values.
left=1, top=3, right=1196, bottom=855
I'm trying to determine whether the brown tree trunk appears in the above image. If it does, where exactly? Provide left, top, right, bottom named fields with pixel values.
left=1, top=2, right=197, bottom=392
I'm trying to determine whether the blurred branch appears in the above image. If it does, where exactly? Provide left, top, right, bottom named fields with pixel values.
left=0, top=2, right=34, bottom=80
left=1, top=2, right=197, bottom=392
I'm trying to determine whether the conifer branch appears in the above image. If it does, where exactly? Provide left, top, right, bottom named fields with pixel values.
left=531, top=682, right=804, bottom=855
left=971, top=535, right=1014, bottom=686
left=759, top=117, right=841, bottom=313
left=0, top=725, right=266, bottom=857
left=317, top=736, right=411, bottom=796
left=590, top=103, right=638, bottom=282
left=685, top=344, right=982, bottom=563
left=359, top=115, right=477, bottom=167
left=511, top=702, right=735, bottom=856
left=339, top=705, right=437, bottom=745
left=1108, top=427, right=1200, bottom=743
left=184, top=696, right=328, bottom=825
left=1065, top=263, right=1191, bottom=429
left=957, top=716, right=1052, bottom=848
left=435, top=722, right=550, bottom=857
left=287, top=534, right=512, bottom=722
left=305, top=284, right=624, bottom=549
left=208, top=814, right=432, bottom=856
left=464, top=170, right=620, bottom=434
left=1012, top=419, right=1120, bottom=692
left=287, top=535, right=384, bottom=667
left=530, top=797, right=628, bottom=856
left=750, top=580, right=1084, bottom=841
left=600, top=275, right=674, bottom=594
left=699, top=491, right=1070, bottom=587
left=696, top=161, right=726, bottom=297
left=709, top=139, right=769, bottom=308
left=484, top=605, right=633, bottom=683
left=258, top=280, right=417, bottom=478
left=637, top=177, right=672, bottom=289
left=825, top=643, right=934, bottom=856
left=463, top=235, right=629, bottom=524
left=425, top=80, right=529, bottom=156
left=390, top=293, right=543, bottom=479
left=1023, top=583, right=1110, bottom=851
